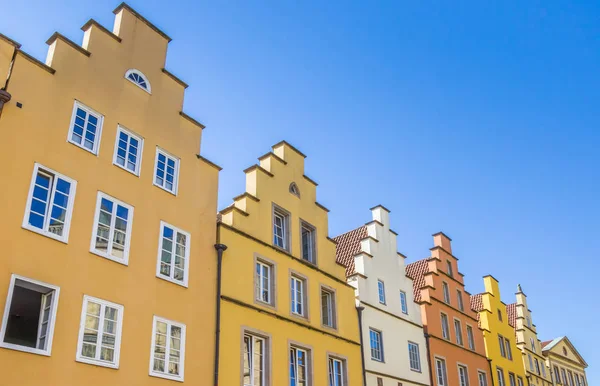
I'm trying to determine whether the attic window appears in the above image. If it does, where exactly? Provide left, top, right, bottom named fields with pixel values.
left=289, top=183, right=300, bottom=197
left=563, top=347, right=567, bottom=356
left=125, top=69, right=151, bottom=93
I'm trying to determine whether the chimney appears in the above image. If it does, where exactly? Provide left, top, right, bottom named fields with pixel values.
left=433, top=232, right=452, bottom=253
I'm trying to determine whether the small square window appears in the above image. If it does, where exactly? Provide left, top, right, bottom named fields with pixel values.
left=23, top=163, right=77, bottom=243
left=273, top=206, right=290, bottom=250
left=369, top=328, right=384, bottom=362
left=90, top=192, right=134, bottom=265
left=290, top=274, right=308, bottom=318
left=149, top=316, right=186, bottom=381
left=156, top=221, right=191, bottom=287
left=255, top=258, right=275, bottom=306
left=321, top=286, right=337, bottom=329
left=400, top=291, right=408, bottom=314
left=0, top=275, right=60, bottom=356
left=76, top=295, right=124, bottom=368
left=67, top=101, right=103, bottom=155
left=300, top=220, right=316, bottom=263
left=154, top=148, right=180, bottom=195
left=113, top=126, right=143, bottom=176
left=377, top=280, right=386, bottom=304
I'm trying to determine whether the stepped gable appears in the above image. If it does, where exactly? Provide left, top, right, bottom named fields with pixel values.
left=406, top=258, right=429, bottom=302
left=333, top=226, right=367, bottom=276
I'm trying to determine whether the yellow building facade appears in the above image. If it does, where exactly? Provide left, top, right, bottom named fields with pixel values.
left=217, top=141, right=363, bottom=386
left=542, top=337, right=588, bottom=386
left=508, top=286, right=553, bottom=386
left=471, top=276, right=527, bottom=386
left=0, top=4, right=220, bottom=385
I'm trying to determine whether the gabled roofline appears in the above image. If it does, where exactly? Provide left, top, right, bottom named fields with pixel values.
left=113, top=2, right=172, bottom=42
left=542, top=336, right=588, bottom=367
left=0, top=32, right=21, bottom=48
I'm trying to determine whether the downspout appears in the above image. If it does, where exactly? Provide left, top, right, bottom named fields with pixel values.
left=424, top=333, right=435, bottom=386
left=213, top=242, right=228, bottom=386
left=356, top=305, right=367, bottom=386
left=488, top=359, right=496, bottom=386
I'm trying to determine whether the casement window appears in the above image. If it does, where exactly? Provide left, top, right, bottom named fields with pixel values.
left=497, top=368, right=506, bottom=386
left=290, top=275, right=307, bottom=317
left=454, top=319, right=464, bottom=346
left=575, top=374, right=581, bottom=386
left=400, top=291, right=408, bottom=314
left=553, top=366, right=560, bottom=383
left=526, top=316, right=532, bottom=328
left=321, top=287, right=336, bottom=328
left=457, top=290, right=464, bottom=311
left=23, top=164, right=77, bottom=242
left=442, top=282, right=450, bottom=304
left=568, top=371, right=575, bottom=386
left=0, top=275, right=60, bottom=356
left=497, top=309, right=503, bottom=321
left=154, top=148, right=179, bottom=195
left=243, top=334, right=267, bottom=386
left=90, top=192, right=133, bottom=265
left=408, top=342, right=421, bottom=371
left=369, top=328, right=383, bottom=362
left=328, top=356, right=345, bottom=386
left=441, top=313, right=450, bottom=340
left=113, top=126, right=143, bottom=175
left=435, top=358, right=448, bottom=386
left=541, top=364, right=547, bottom=377
left=255, top=260, right=274, bottom=305
left=504, top=338, right=512, bottom=360
left=517, top=377, right=524, bottom=386
left=377, top=378, right=383, bottom=386
left=273, top=206, right=289, bottom=250
left=508, top=373, right=516, bottom=386
left=529, top=354, right=534, bottom=370
left=125, top=69, right=151, bottom=93
left=466, top=325, right=475, bottom=350
left=157, top=222, right=190, bottom=287
left=530, top=337, right=536, bottom=353
left=561, top=369, right=568, bottom=385
left=446, top=260, right=454, bottom=277
left=459, top=365, right=470, bottom=386
left=290, top=346, right=309, bottom=386
left=535, top=359, right=541, bottom=375
left=498, top=334, right=506, bottom=358
left=300, top=221, right=316, bottom=263
left=377, top=280, right=386, bottom=304
left=478, top=372, right=488, bottom=386
left=76, top=296, right=123, bottom=368
left=150, top=316, right=186, bottom=381
left=68, top=101, right=103, bottom=155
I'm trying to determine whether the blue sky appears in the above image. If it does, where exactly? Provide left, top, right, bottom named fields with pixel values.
left=3, top=0, right=598, bottom=380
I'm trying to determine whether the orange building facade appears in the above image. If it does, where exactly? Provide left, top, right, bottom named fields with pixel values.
left=407, top=233, right=491, bottom=386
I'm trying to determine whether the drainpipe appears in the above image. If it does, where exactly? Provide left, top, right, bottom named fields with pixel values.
left=424, top=333, right=435, bottom=386
left=488, top=359, right=496, bottom=386
left=213, top=243, right=228, bottom=386
left=0, top=89, right=10, bottom=119
left=356, top=305, right=367, bottom=386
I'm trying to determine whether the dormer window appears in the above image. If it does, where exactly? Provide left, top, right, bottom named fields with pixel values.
left=289, top=183, right=300, bottom=197
left=125, top=69, right=151, bottom=93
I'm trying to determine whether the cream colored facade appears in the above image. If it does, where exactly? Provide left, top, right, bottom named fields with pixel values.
left=0, top=4, right=220, bottom=385
left=542, top=337, right=588, bottom=386
left=334, top=207, right=431, bottom=386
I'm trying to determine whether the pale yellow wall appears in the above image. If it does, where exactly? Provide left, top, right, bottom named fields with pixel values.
left=544, top=340, right=588, bottom=386
left=0, top=6, right=219, bottom=386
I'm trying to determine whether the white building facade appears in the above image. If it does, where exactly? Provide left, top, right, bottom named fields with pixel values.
left=334, top=206, right=431, bottom=386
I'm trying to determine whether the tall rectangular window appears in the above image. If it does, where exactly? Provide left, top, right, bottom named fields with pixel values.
left=466, top=325, right=475, bottom=350
left=157, top=222, right=190, bottom=287
left=154, top=148, right=179, bottom=194
left=23, top=164, right=77, bottom=242
left=497, top=309, right=503, bottom=322
left=273, top=206, right=289, bottom=250
left=377, top=280, right=386, bottom=304
left=508, top=373, right=516, bottom=386
left=459, top=365, right=469, bottom=386
left=291, top=275, right=306, bottom=317
left=478, top=372, right=488, bottom=386
left=561, top=369, right=568, bottom=385
left=553, top=366, right=560, bottom=383
left=446, top=260, right=454, bottom=277
left=328, top=356, right=345, bottom=386
left=517, top=377, right=524, bottom=386
left=300, top=221, right=316, bottom=263
left=575, top=374, right=581, bottom=386
left=0, top=275, right=60, bottom=356
left=113, top=126, right=143, bottom=175
left=442, top=282, right=450, bottom=304
left=290, top=346, right=309, bottom=386
left=441, top=313, right=450, bottom=340
left=542, top=364, right=547, bottom=377
left=255, top=260, right=273, bottom=305
left=530, top=337, right=536, bottom=353
left=321, top=287, right=336, bottom=328
left=504, top=338, right=512, bottom=360
left=535, top=359, right=541, bottom=375
left=568, top=371, right=575, bottom=386
left=76, top=296, right=123, bottom=368
left=529, top=354, right=534, bottom=370
left=243, top=334, right=266, bottom=386
left=498, top=335, right=506, bottom=358
left=497, top=368, right=505, bottom=386
left=400, top=291, right=409, bottom=314
left=435, top=358, right=448, bottom=386
left=457, top=290, right=464, bottom=311
left=454, top=319, right=463, bottom=346
left=408, top=342, right=421, bottom=371
left=369, top=328, right=383, bottom=362
left=149, top=316, right=186, bottom=381
left=90, top=192, right=134, bottom=265
left=68, top=101, right=103, bottom=155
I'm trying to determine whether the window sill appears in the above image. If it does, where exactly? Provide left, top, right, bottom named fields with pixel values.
left=272, top=244, right=290, bottom=254
left=153, top=182, right=178, bottom=196
left=149, top=371, right=184, bottom=383
left=22, top=224, right=68, bottom=244
left=68, top=139, right=99, bottom=156
left=371, top=357, right=385, bottom=363
left=255, top=299, right=277, bottom=311
left=90, top=250, right=129, bottom=266
left=0, top=342, right=51, bottom=356
left=156, top=274, right=188, bottom=288
left=113, top=161, right=140, bottom=177
left=76, top=356, right=119, bottom=369
left=321, top=323, right=338, bottom=332
left=411, top=368, right=423, bottom=373
left=290, top=311, right=309, bottom=323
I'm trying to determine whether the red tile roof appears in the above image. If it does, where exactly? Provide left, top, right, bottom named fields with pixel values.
left=541, top=340, right=552, bottom=349
left=406, top=258, right=430, bottom=302
left=333, top=226, right=368, bottom=276
left=506, top=303, right=516, bottom=328
left=470, top=294, right=484, bottom=313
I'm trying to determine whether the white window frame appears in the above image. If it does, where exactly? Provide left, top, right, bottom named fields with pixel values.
left=290, top=345, right=310, bottom=386
left=328, top=355, right=346, bottom=386
left=508, top=373, right=516, bottom=386
left=321, top=286, right=336, bottom=329
left=149, top=315, right=186, bottom=382
left=478, top=371, right=488, bottom=386
left=243, top=333, right=267, bottom=386
left=435, top=357, right=448, bottom=386
left=497, top=368, right=506, bottom=386
left=498, top=334, right=506, bottom=358
left=156, top=221, right=191, bottom=287
left=454, top=318, right=463, bottom=346
left=400, top=290, right=409, bottom=314
left=300, top=220, right=316, bottom=264
left=458, top=364, right=470, bottom=386
left=408, top=342, right=421, bottom=372
left=505, top=337, right=512, bottom=360
left=377, top=280, right=386, bottom=304
left=517, top=376, right=524, bottom=386
left=466, top=325, right=475, bottom=350
left=112, top=125, right=144, bottom=176
left=0, top=274, right=60, bottom=356
left=125, top=69, right=152, bottom=93
left=273, top=206, right=289, bottom=250
left=90, top=192, right=134, bottom=265
left=530, top=337, right=536, bottom=353
left=442, top=281, right=451, bottom=304
left=441, top=313, right=450, bottom=340
left=369, top=328, right=384, bottom=362
left=290, top=275, right=306, bottom=317
left=153, top=147, right=180, bottom=195
left=22, top=163, right=77, bottom=243
left=75, top=295, right=124, bottom=368
left=255, top=260, right=273, bottom=305
left=67, top=100, right=104, bottom=155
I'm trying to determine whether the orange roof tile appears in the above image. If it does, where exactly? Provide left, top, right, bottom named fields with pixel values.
left=506, top=303, right=516, bottom=328
left=333, top=226, right=367, bottom=276
left=406, top=258, right=430, bottom=302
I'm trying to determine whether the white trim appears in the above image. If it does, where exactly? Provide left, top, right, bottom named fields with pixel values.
left=149, top=315, right=186, bottom=382
left=67, top=100, right=104, bottom=155
left=454, top=317, right=464, bottom=346
left=90, top=191, right=134, bottom=266
left=0, top=274, right=61, bottom=356
left=75, top=295, right=124, bottom=369
left=399, top=290, right=409, bottom=314
left=256, top=260, right=272, bottom=304
left=408, top=341, right=421, bottom=372
left=112, top=125, right=144, bottom=176
left=125, top=69, right=152, bottom=94
left=457, top=363, right=470, bottom=386
left=156, top=221, right=191, bottom=287
left=290, top=275, right=305, bottom=317
left=377, top=279, right=386, bottom=304
left=22, top=163, right=77, bottom=243
left=153, top=147, right=180, bottom=196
